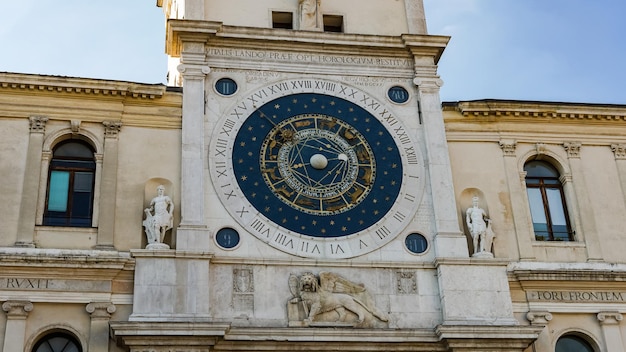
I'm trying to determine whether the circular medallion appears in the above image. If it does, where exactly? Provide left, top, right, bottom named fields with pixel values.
left=210, top=79, right=424, bottom=258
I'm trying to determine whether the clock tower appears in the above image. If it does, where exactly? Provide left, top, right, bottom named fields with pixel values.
left=111, top=0, right=541, bottom=350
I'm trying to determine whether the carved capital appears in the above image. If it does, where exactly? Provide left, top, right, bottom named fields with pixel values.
left=597, top=311, right=623, bottom=325
left=563, top=141, right=582, bottom=159
left=102, top=121, right=122, bottom=138
left=177, top=64, right=211, bottom=79
left=413, top=77, right=444, bottom=94
left=611, top=144, right=626, bottom=160
left=86, top=302, right=116, bottom=320
left=559, top=173, right=573, bottom=185
left=2, top=300, right=33, bottom=318
left=29, top=116, right=48, bottom=133
left=499, top=140, right=517, bottom=157
left=526, top=311, right=552, bottom=326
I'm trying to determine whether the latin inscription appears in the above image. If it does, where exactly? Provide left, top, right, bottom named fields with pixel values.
left=208, top=48, right=412, bottom=68
left=527, top=290, right=626, bottom=302
left=1, top=278, right=49, bottom=289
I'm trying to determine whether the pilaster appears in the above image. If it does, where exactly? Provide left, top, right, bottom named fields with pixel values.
left=2, top=300, right=33, bottom=352
left=500, top=140, right=535, bottom=261
left=177, top=41, right=211, bottom=250
left=404, top=0, right=427, bottom=34
left=96, top=121, right=122, bottom=249
left=16, top=116, right=48, bottom=247
left=86, top=302, right=116, bottom=352
left=414, top=77, right=467, bottom=258
left=611, top=143, right=626, bottom=215
left=597, top=311, right=624, bottom=352
left=563, top=142, right=603, bottom=261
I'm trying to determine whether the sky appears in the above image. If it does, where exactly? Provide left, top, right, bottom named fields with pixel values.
left=1, top=1, right=625, bottom=104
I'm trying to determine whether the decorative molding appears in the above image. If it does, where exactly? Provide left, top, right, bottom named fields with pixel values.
left=535, top=143, right=547, bottom=156
left=2, top=300, right=33, bottom=318
left=103, top=121, right=122, bottom=138
left=563, top=141, right=582, bottom=159
left=451, top=100, right=626, bottom=121
left=70, top=119, right=81, bottom=133
left=29, top=116, right=48, bottom=133
left=611, top=144, right=626, bottom=160
left=597, top=311, right=623, bottom=325
left=526, top=311, right=552, bottom=326
left=0, top=72, right=165, bottom=99
left=86, top=302, right=116, bottom=320
left=499, top=140, right=517, bottom=157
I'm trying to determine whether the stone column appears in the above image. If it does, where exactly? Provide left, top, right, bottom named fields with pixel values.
left=597, top=312, right=624, bottom=352
left=96, top=121, right=122, bottom=249
left=2, top=300, right=33, bottom=352
left=563, top=142, right=603, bottom=261
left=414, top=77, right=467, bottom=258
left=16, top=116, right=48, bottom=247
left=500, top=140, right=535, bottom=261
left=176, top=39, right=211, bottom=251
left=86, top=302, right=116, bottom=352
left=404, top=0, right=428, bottom=34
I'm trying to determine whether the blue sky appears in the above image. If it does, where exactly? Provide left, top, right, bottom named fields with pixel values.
left=1, top=1, right=624, bottom=104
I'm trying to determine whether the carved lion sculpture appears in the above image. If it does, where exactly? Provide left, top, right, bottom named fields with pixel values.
left=292, top=271, right=388, bottom=326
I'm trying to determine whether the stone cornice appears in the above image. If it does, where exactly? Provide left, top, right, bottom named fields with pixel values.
left=166, top=19, right=447, bottom=61
left=443, top=100, right=626, bottom=122
left=0, top=248, right=134, bottom=279
left=509, top=262, right=626, bottom=283
left=0, top=72, right=166, bottom=99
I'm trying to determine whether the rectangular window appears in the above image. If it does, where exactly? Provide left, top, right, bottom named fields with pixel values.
left=323, top=15, right=343, bottom=32
left=47, top=171, right=70, bottom=212
left=272, top=11, right=293, bottom=29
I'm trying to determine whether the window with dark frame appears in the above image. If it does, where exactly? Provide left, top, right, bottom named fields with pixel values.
left=524, top=160, right=573, bottom=241
left=555, top=334, right=595, bottom=352
left=33, top=332, right=82, bottom=352
left=323, top=14, right=343, bottom=32
left=43, top=140, right=96, bottom=227
left=272, top=11, right=293, bottom=29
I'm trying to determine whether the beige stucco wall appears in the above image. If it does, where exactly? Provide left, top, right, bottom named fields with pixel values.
left=445, top=103, right=626, bottom=263
left=0, top=73, right=182, bottom=251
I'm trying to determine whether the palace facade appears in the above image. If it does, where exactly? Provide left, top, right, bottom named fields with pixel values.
left=1, top=1, right=625, bottom=351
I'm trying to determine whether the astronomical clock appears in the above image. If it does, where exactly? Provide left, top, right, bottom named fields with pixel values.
left=210, top=78, right=424, bottom=258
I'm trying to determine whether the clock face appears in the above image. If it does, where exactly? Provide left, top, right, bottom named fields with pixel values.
left=210, top=79, right=424, bottom=258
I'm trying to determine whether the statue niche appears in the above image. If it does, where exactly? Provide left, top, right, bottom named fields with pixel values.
left=288, top=271, right=388, bottom=328
left=465, top=196, right=496, bottom=258
left=142, top=185, right=173, bottom=249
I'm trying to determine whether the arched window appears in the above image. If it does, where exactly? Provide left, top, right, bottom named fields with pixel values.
left=43, top=140, right=96, bottom=227
left=32, top=332, right=82, bottom=352
left=524, top=160, right=572, bottom=241
left=555, top=334, right=595, bottom=352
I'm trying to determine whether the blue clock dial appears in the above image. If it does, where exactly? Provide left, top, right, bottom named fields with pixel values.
left=232, top=93, right=402, bottom=238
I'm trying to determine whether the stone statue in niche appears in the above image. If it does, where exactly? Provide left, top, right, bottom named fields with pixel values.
left=288, top=271, right=388, bottom=328
left=298, top=0, right=323, bottom=31
left=142, top=185, right=173, bottom=249
left=466, top=196, right=495, bottom=257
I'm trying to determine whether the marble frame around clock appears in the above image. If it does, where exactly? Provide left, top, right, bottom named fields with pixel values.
left=209, top=78, right=425, bottom=259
